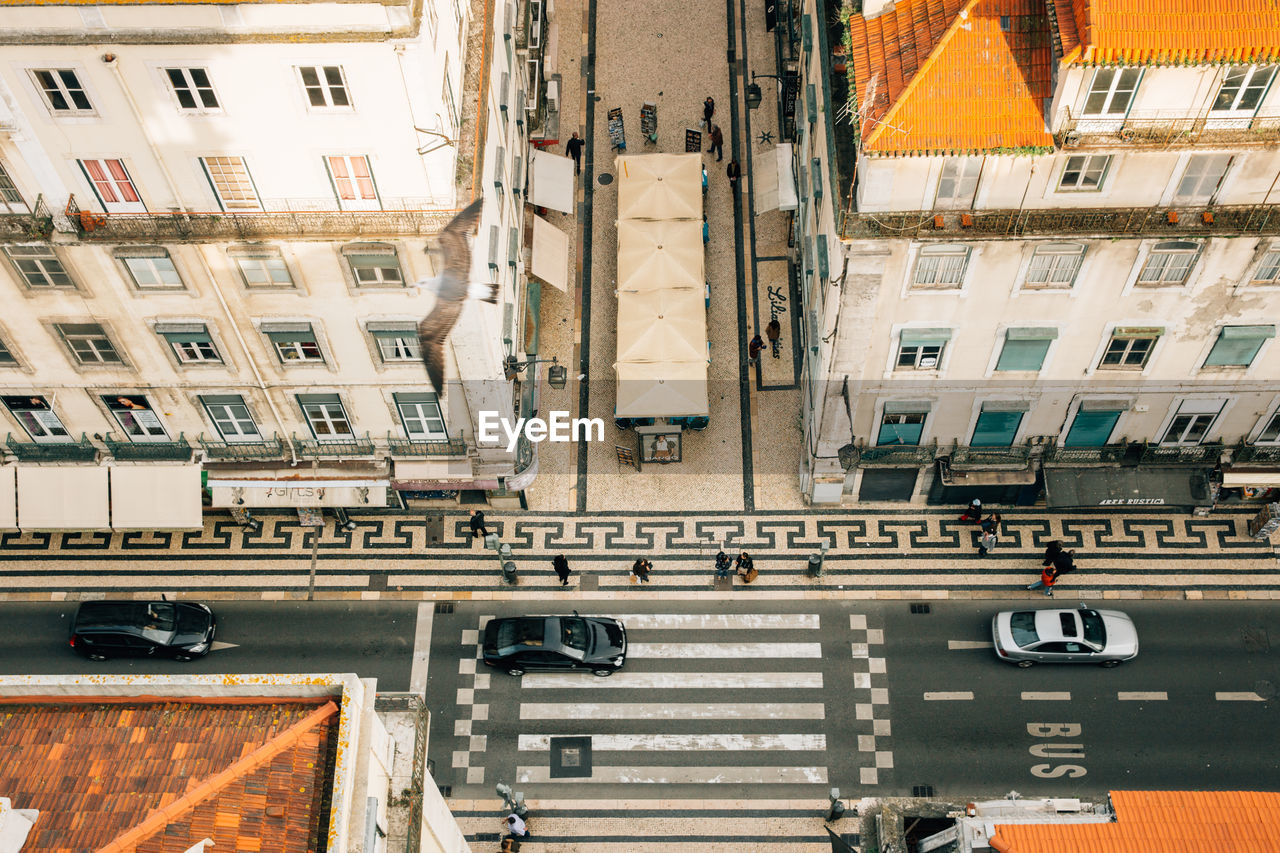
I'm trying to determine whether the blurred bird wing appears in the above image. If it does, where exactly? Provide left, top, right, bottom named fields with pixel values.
left=416, top=299, right=464, bottom=394
left=439, top=199, right=483, bottom=279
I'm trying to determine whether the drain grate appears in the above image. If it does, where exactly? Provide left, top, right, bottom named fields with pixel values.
left=912, top=785, right=935, bottom=798
left=1243, top=627, right=1269, bottom=652
left=434, top=602, right=455, bottom=614
left=550, top=735, right=593, bottom=778
left=910, top=603, right=931, bottom=614
left=425, top=515, right=444, bottom=543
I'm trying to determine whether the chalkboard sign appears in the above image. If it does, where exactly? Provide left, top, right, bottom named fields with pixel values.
left=616, top=445, right=638, bottom=470
left=685, top=128, right=702, bottom=153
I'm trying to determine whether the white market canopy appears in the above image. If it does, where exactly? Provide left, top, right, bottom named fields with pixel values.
left=616, top=288, right=707, bottom=363
left=530, top=214, right=570, bottom=292
left=617, top=152, right=703, bottom=221
left=615, top=218, right=704, bottom=290
left=614, top=360, right=710, bottom=417
left=530, top=149, right=576, bottom=213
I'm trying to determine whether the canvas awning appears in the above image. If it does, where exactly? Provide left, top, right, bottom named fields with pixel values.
left=17, top=466, right=110, bottom=530
left=615, top=360, right=709, bottom=417
left=530, top=214, right=570, bottom=292
left=615, top=219, right=704, bottom=290
left=109, top=464, right=204, bottom=529
left=530, top=149, right=575, bottom=213
left=1043, top=466, right=1213, bottom=508
left=617, top=152, right=702, bottom=220
left=0, top=466, right=15, bottom=529
left=753, top=143, right=797, bottom=214
left=208, top=478, right=390, bottom=508
left=1222, top=468, right=1280, bottom=488
left=616, top=288, right=707, bottom=363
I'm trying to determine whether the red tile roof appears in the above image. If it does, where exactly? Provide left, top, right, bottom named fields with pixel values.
left=989, top=791, right=1280, bottom=853
left=0, top=698, right=337, bottom=853
left=1054, top=0, right=1280, bottom=64
left=849, top=0, right=1054, bottom=155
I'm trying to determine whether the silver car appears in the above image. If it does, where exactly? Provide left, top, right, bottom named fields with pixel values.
left=992, top=605, right=1138, bottom=667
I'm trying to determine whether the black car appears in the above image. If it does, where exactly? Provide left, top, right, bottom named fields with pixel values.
left=482, top=614, right=626, bottom=676
left=69, top=599, right=216, bottom=661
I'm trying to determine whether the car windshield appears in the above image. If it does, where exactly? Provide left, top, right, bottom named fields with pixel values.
left=495, top=618, right=546, bottom=648
left=1009, top=612, right=1039, bottom=648
left=560, top=617, right=591, bottom=651
left=1080, top=609, right=1107, bottom=646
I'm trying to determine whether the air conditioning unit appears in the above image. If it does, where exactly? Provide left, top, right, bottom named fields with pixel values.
left=528, top=0, right=543, bottom=49
left=525, top=58, right=540, bottom=111
left=544, top=79, right=558, bottom=114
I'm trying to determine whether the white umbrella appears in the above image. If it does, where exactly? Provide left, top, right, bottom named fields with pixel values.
left=614, top=360, right=709, bottom=417
left=616, top=219, right=704, bottom=290
left=616, top=288, right=707, bottom=363
left=617, top=152, right=703, bottom=220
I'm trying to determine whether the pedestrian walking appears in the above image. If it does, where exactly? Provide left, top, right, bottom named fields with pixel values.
left=702, top=213, right=709, bottom=244
left=1051, top=548, right=1077, bottom=575
left=714, top=550, right=732, bottom=579
left=631, top=558, right=653, bottom=583
left=703, top=96, right=715, bottom=127
left=708, top=124, right=724, bottom=161
left=977, top=512, right=1001, bottom=557
left=565, top=131, right=584, bottom=175
left=469, top=509, right=489, bottom=543
left=766, top=318, right=781, bottom=356
left=958, top=498, right=982, bottom=523
left=505, top=813, right=528, bottom=840
left=747, top=333, right=765, bottom=365
left=727, top=158, right=741, bottom=191
left=735, top=552, right=758, bottom=584
left=552, top=554, right=571, bottom=586
left=1027, top=564, right=1059, bottom=597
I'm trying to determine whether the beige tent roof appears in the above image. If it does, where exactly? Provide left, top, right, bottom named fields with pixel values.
left=616, top=219, right=704, bottom=291
left=617, top=152, right=703, bottom=221
left=614, top=360, right=710, bottom=417
left=616, top=288, right=707, bottom=363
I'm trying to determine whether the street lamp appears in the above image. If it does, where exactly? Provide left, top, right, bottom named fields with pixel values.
left=503, top=354, right=567, bottom=390
left=746, top=72, right=784, bottom=110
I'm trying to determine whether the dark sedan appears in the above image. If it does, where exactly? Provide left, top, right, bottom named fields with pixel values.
left=482, top=614, right=626, bottom=676
left=69, top=600, right=216, bottom=661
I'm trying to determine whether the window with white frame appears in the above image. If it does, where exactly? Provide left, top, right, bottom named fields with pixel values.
left=395, top=392, right=448, bottom=440
left=55, top=322, right=123, bottom=365
left=1174, top=154, right=1232, bottom=203
left=1161, top=400, right=1222, bottom=445
left=297, top=66, right=351, bottom=109
left=1136, top=241, right=1199, bottom=286
left=229, top=246, right=294, bottom=288
left=1257, top=409, right=1280, bottom=443
left=911, top=244, right=969, bottom=289
left=0, top=163, right=27, bottom=213
left=1203, top=325, right=1275, bottom=368
left=164, top=67, right=220, bottom=111
left=325, top=155, right=379, bottom=210
left=1024, top=243, right=1085, bottom=288
left=1211, top=66, right=1276, bottom=114
left=4, top=246, right=74, bottom=289
left=297, top=393, right=354, bottom=440
left=342, top=243, right=404, bottom=286
left=1082, top=67, right=1141, bottom=115
left=0, top=335, right=16, bottom=366
left=1058, top=154, right=1111, bottom=191
left=2, top=395, right=70, bottom=442
left=896, top=328, right=950, bottom=369
left=200, top=156, right=260, bottom=210
left=934, top=157, right=982, bottom=210
left=201, top=394, right=263, bottom=442
left=118, top=248, right=183, bottom=290
left=103, top=394, right=169, bottom=440
left=369, top=323, right=421, bottom=362
left=1099, top=329, right=1160, bottom=369
left=78, top=159, right=145, bottom=213
left=263, top=323, right=324, bottom=363
left=1250, top=247, right=1280, bottom=285
left=32, top=69, right=93, bottom=114
left=877, top=403, right=929, bottom=446
left=157, top=323, right=222, bottom=364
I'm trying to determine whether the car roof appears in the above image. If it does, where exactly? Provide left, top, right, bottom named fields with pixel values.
left=74, top=601, right=159, bottom=629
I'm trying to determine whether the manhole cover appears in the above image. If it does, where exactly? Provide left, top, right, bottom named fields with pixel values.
left=1254, top=680, right=1276, bottom=700
left=549, top=736, right=592, bottom=778
left=598, top=173, right=614, bottom=185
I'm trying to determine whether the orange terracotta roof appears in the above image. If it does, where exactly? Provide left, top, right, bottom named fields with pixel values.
left=1054, top=0, right=1280, bottom=64
left=849, top=0, right=1054, bottom=155
left=0, top=698, right=337, bottom=853
left=990, top=790, right=1280, bottom=853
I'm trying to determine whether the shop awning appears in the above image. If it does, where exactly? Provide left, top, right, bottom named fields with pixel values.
left=17, top=466, right=110, bottom=530
left=530, top=149, right=575, bottom=213
left=753, top=143, right=797, bottom=214
left=1043, top=466, right=1213, bottom=508
left=390, top=458, right=484, bottom=490
left=109, top=465, right=203, bottom=529
left=0, top=467, right=14, bottom=529
left=1222, top=468, right=1280, bottom=488
left=530, top=214, right=570, bottom=292
left=208, top=478, right=390, bottom=508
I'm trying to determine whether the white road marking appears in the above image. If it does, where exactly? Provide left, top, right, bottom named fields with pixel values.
left=616, top=614, right=820, bottom=630
left=520, top=702, right=826, bottom=720
left=519, top=671, right=824, bottom=689
left=518, top=734, right=827, bottom=751
left=1021, top=691, right=1072, bottom=701
left=947, top=641, right=989, bottom=650
left=409, top=601, right=433, bottom=695
left=209, top=641, right=239, bottom=651
left=628, top=642, right=823, bottom=659
left=516, top=765, right=828, bottom=784
left=924, top=691, right=974, bottom=701
left=1118, top=691, right=1167, bottom=701
left=1216, top=692, right=1266, bottom=701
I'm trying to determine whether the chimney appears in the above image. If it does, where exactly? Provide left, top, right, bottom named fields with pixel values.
left=861, top=0, right=895, bottom=17
left=0, top=799, right=38, bottom=853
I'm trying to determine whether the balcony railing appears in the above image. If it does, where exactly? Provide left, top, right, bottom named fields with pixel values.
left=1043, top=444, right=1131, bottom=465
left=5, top=433, right=98, bottom=462
left=949, top=444, right=1033, bottom=468
left=291, top=432, right=376, bottom=460
left=854, top=444, right=938, bottom=466
left=387, top=435, right=468, bottom=457
left=1057, top=107, right=1280, bottom=149
left=65, top=194, right=459, bottom=242
left=0, top=195, right=54, bottom=240
left=1232, top=442, right=1280, bottom=465
left=1140, top=442, right=1225, bottom=466
left=198, top=435, right=290, bottom=462
left=104, top=432, right=193, bottom=462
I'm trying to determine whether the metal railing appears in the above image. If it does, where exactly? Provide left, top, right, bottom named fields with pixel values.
left=1140, top=441, right=1224, bottom=465
left=855, top=444, right=937, bottom=466
left=198, top=434, right=289, bottom=461
left=1043, top=444, right=1130, bottom=465
left=103, top=432, right=193, bottom=462
left=949, top=444, right=1033, bottom=468
left=1232, top=442, right=1280, bottom=465
left=5, top=432, right=97, bottom=462
left=291, top=432, right=376, bottom=459
left=387, top=435, right=468, bottom=457
left=1057, top=107, right=1280, bottom=149
left=0, top=195, right=54, bottom=240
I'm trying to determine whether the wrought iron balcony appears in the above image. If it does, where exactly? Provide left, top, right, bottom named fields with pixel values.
left=1043, top=444, right=1131, bottom=465
left=5, top=433, right=98, bottom=462
left=0, top=195, right=54, bottom=240
left=1056, top=107, right=1280, bottom=150
left=104, top=432, right=193, bottom=462
left=198, top=434, right=290, bottom=461
left=291, top=432, right=376, bottom=459
left=1232, top=442, right=1280, bottom=465
left=949, top=444, right=1033, bottom=469
left=853, top=444, right=938, bottom=466
left=64, top=194, right=458, bottom=242
left=387, top=434, right=468, bottom=457
left=1139, top=441, right=1225, bottom=466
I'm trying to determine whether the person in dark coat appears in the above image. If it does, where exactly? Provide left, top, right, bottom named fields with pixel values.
left=552, top=554, right=571, bottom=586
left=708, top=125, right=724, bottom=161
left=977, top=512, right=1001, bottom=557
left=631, top=558, right=652, bottom=583
left=765, top=318, right=781, bottom=356
left=703, top=96, right=715, bottom=127
left=727, top=159, right=741, bottom=191
left=469, top=509, right=489, bottom=543
left=1042, top=540, right=1064, bottom=565
left=747, top=333, right=765, bottom=365
left=959, top=498, right=982, bottom=523
left=714, top=550, right=732, bottom=579
left=565, top=132, right=584, bottom=174
left=735, top=552, right=756, bottom=583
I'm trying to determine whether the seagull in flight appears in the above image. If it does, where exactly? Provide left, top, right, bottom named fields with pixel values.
left=412, top=199, right=492, bottom=395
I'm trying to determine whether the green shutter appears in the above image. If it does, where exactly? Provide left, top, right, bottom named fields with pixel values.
left=802, top=14, right=812, bottom=53
left=807, top=84, right=817, bottom=124
left=1065, top=410, right=1121, bottom=446
left=1204, top=324, right=1275, bottom=366
left=816, top=235, right=829, bottom=279
left=812, top=158, right=823, bottom=199
left=884, top=400, right=932, bottom=414
left=971, top=410, right=1024, bottom=447
left=900, top=328, right=952, bottom=346
left=996, top=328, right=1056, bottom=371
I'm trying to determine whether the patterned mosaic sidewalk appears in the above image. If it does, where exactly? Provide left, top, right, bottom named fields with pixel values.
left=0, top=507, right=1275, bottom=600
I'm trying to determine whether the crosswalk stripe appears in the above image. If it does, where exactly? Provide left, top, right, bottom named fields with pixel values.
left=617, top=614, right=820, bottom=630
left=515, top=765, right=829, bottom=784
left=1021, top=691, right=1071, bottom=701
left=518, top=734, right=827, bottom=751
left=947, top=641, right=989, bottom=650
left=1118, top=691, right=1167, bottom=701
left=520, top=703, right=826, bottom=720
left=519, top=671, right=823, bottom=689
left=1216, top=691, right=1266, bottom=701
left=924, top=691, right=974, bottom=700
left=628, top=642, right=822, bottom=658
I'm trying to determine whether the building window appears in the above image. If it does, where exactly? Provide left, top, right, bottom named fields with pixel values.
left=1173, top=154, right=1231, bottom=204
left=201, top=394, right=262, bottom=442
left=4, top=246, right=74, bottom=289
left=0, top=163, right=27, bottom=213
left=32, top=69, right=93, bottom=113
left=298, top=393, right=354, bottom=440
left=877, top=403, right=928, bottom=446
left=157, top=323, right=222, bottom=364
left=1161, top=402, right=1222, bottom=445
left=995, top=327, right=1057, bottom=371
left=297, top=66, right=351, bottom=109
left=54, top=322, right=123, bottom=365
left=1203, top=325, right=1275, bottom=368
left=263, top=323, right=324, bottom=363
left=1136, top=241, right=1199, bottom=287
left=1211, top=66, right=1276, bottom=114
left=1058, top=154, right=1110, bottom=191
left=1064, top=404, right=1125, bottom=447
left=896, top=329, right=951, bottom=369
left=164, top=67, right=220, bottom=111
left=369, top=323, right=421, bottom=362
left=342, top=243, right=404, bottom=287
left=971, top=403, right=1027, bottom=447
left=395, top=392, right=448, bottom=439
left=229, top=246, right=294, bottom=288
left=118, top=249, right=183, bottom=290
left=934, top=157, right=981, bottom=209
left=1083, top=67, right=1141, bottom=115
left=103, top=394, right=169, bottom=440
left=2, top=396, right=71, bottom=442
left=911, top=244, right=969, bottom=289
left=199, top=156, right=261, bottom=210
left=78, top=159, right=145, bottom=213
left=1257, top=409, right=1280, bottom=443
left=325, top=155, right=379, bottom=210
left=0, top=335, right=17, bottom=366
left=1024, top=243, right=1085, bottom=288
left=1099, top=330, right=1160, bottom=369
left=1250, top=248, right=1280, bottom=285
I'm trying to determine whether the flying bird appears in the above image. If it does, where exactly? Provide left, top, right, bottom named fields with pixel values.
left=413, top=199, right=493, bottom=395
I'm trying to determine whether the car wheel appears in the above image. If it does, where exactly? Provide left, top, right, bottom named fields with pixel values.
left=87, top=654, right=108, bottom=662
left=1100, top=659, right=1121, bottom=668
left=506, top=667, right=525, bottom=676
left=1016, top=659, right=1035, bottom=668
left=592, top=668, right=615, bottom=677
left=173, top=654, right=194, bottom=662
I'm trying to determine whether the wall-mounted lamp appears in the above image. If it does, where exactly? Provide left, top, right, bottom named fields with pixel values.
left=504, top=355, right=567, bottom=390
left=745, top=72, right=783, bottom=111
